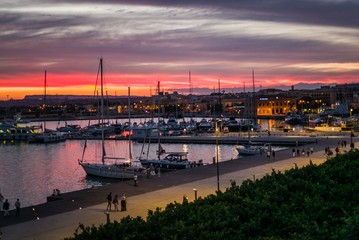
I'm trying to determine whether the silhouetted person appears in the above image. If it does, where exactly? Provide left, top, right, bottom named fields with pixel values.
left=134, top=174, right=138, bottom=186
left=113, top=195, right=119, bottom=212
left=121, top=194, right=127, bottom=211
left=15, top=198, right=20, bottom=216
left=3, top=199, right=10, bottom=216
left=106, top=192, right=112, bottom=211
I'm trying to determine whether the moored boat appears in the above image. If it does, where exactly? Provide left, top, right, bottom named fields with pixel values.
left=78, top=58, right=148, bottom=179
left=140, top=152, right=202, bottom=170
left=236, top=143, right=268, bottom=155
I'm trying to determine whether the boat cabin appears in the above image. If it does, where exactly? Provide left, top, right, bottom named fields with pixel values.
left=163, top=152, right=188, bottom=162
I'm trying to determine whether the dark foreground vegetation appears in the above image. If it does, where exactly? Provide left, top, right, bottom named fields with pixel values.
left=66, top=150, right=359, bottom=240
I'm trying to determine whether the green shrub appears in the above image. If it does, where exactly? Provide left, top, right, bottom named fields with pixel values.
left=65, top=150, right=359, bottom=240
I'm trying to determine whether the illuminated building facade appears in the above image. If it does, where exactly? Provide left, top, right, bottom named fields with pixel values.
left=257, top=95, right=297, bottom=116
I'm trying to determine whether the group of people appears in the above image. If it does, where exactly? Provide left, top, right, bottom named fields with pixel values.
left=325, top=140, right=349, bottom=158
left=264, top=149, right=276, bottom=160
left=0, top=192, right=21, bottom=217
left=291, top=146, right=314, bottom=158
left=51, top=189, right=61, bottom=197
left=106, top=192, right=127, bottom=212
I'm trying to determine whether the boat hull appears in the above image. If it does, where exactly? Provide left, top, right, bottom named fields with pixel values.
left=79, top=163, right=147, bottom=179
left=236, top=147, right=260, bottom=155
left=236, top=145, right=267, bottom=155
left=305, top=126, right=343, bottom=132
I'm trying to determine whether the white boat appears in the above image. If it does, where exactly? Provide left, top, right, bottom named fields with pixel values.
left=167, top=114, right=179, bottom=130
left=131, top=123, right=158, bottom=139
left=79, top=160, right=147, bottom=179
left=31, top=129, right=66, bottom=143
left=305, top=123, right=341, bottom=132
left=140, top=152, right=197, bottom=170
left=198, top=118, right=211, bottom=131
left=139, top=82, right=201, bottom=170
left=284, top=112, right=305, bottom=124
left=305, top=121, right=352, bottom=133
left=236, top=144, right=267, bottom=155
left=0, top=123, right=38, bottom=141
left=78, top=58, right=147, bottom=179
left=236, top=118, right=267, bottom=155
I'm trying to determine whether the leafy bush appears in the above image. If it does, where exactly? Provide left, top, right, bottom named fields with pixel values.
left=65, top=150, right=359, bottom=240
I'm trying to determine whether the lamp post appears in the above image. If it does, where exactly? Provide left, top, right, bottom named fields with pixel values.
left=350, top=108, right=354, bottom=151
left=215, top=121, right=220, bottom=192
left=193, top=188, right=197, bottom=201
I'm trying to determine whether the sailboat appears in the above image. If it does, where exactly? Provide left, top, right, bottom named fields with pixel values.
left=236, top=71, right=266, bottom=155
left=139, top=82, right=200, bottom=170
left=235, top=119, right=267, bottom=155
left=78, top=58, right=147, bottom=179
left=31, top=70, right=66, bottom=143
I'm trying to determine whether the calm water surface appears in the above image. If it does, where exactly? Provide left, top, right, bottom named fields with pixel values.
left=0, top=118, right=293, bottom=208
left=0, top=139, right=239, bottom=208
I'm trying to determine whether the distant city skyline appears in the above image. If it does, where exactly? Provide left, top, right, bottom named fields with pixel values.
left=1, top=0, right=359, bottom=100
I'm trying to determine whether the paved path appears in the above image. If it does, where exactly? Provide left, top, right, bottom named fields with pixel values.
left=1, top=136, right=356, bottom=240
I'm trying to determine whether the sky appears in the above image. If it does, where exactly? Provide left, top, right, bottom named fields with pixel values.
left=1, top=0, right=359, bottom=100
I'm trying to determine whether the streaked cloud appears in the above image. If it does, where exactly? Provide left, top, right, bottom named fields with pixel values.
left=0, top=0, right=358, bottom=99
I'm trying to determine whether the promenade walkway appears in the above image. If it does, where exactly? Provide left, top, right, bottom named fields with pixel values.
left=1, top=136, right=356, bottom=240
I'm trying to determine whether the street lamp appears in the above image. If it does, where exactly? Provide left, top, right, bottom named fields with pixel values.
left=193, top=188, right=197, bottom=201
left=215, top=121, right=220, bottom=192
left=350, top=108, right=354, bottom=151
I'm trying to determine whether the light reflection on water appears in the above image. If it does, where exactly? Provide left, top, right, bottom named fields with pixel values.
left=0, top=140, right=239, bottom=208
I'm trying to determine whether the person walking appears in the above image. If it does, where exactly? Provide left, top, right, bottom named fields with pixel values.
left=310, top=146, right=314, bottom=154
left=292, top=148, right=296, bottom=157
left=106, top=192, right=112, bottom=211
left=121, top=194, right=127, bottom=211
left=267, top=150, right=271, bottom=160
left=0, top=191, right=4, bottom=212
left=3, top=199, right=10, bottom=216
left=113, top=195, right=119, bottom=212
left=15, top=198, right=20, bottom=216
left=134, top=174, right=138, bottom=186
left=296, top=148, right=300, bottom=157
left=272, top=150, right=276, bottom=160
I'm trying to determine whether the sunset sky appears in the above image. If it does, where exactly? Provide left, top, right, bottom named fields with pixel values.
left=1, top=0, right=359, bottom=100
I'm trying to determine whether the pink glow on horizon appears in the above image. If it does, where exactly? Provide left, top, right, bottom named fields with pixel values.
left=0, top=72, right=355, bottom=100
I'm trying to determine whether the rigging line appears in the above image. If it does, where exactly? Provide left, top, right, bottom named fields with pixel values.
left=87, top=60, right=101, bottom=128
left=146, top=101, right=155, bottom=160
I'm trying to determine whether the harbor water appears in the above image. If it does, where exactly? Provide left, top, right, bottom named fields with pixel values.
left=0, top=118, right=290, bottom=208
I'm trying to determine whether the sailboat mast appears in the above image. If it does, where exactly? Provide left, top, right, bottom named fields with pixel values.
left=189, top=71, right=193, bottom=120
left=100, top=58, right=105, bottom=164
left=128, top=87, right=132, bottom=161
left=157, top=81, right=161, bottom=160
left=252, top=69, right=257, bottom=123
left=44, top=70, right=47, bottom=131
left=252, top=69, right=255, bottom=94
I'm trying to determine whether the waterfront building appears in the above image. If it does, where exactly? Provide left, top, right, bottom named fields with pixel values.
left=256, top=95, right=297, bottom=117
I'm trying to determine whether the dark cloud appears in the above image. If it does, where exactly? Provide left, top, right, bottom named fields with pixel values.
left=41, top=0, right=359, bottom=27
left=1, top=0, right=358, bottom=97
